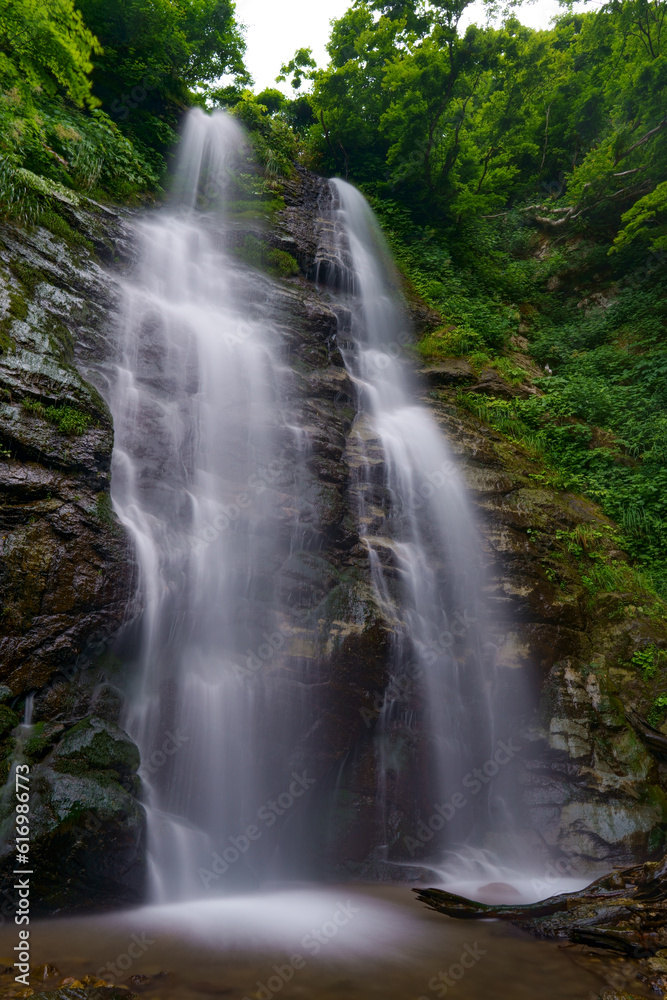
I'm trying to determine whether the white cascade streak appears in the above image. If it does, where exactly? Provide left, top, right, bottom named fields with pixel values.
left=326, top=179, right=525, bottom=866
left=109, top=111, right=295, bottom=900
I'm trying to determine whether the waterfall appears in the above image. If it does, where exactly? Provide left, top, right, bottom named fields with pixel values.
left=109, top=110, right=316, bottom=899
left=318, top=180, right=525, bottom=870
left=107, top=110, right=528, bottom=902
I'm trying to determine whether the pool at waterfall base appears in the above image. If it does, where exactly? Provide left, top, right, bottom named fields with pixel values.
left=0, top=886, right=616, bottom=999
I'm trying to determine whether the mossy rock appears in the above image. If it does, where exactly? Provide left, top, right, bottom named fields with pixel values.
left=0, top=703, right=19, bottom=738
left=0, top=749, right=146, bottom=912
left=21, top=721, right=65, bottom=763
left=50, top=717, right=140, bottom=779
left=21, top=398, right=93, bottom=436
left=233, top=233, right=299, bottom=278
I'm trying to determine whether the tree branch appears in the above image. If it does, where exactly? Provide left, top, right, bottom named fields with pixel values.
left=615, top=118, right=667, bottom=166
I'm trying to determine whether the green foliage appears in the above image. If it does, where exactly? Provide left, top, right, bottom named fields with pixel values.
left=0, top=89, right=160, bottom=216
left=630, top=645, right=666, bottom=681
left=75, top=0, right=248, bottom=157
left=22, top=398, right=92, bottom=435
left=448, top=239, right=667, bottom=597
left=256, top=89, right=287, bottom=115
left=39, top=209, right=92, bottom=248
left=0, top=703, right=19, bottom=739
left=648, top=694, right=667, bottom=728
left=0, top=92, right=159, bottom=219
left=301, top=0, right=666, bottom=248
left=1, top=0, right=249, bottom=208
left=373, top=200, right=531, bottom=350
left=234, top=234, right=299, bottom=278
left=0, top=0, right=100, bottom=107
left=228, top=91, right=297, bottom=178
left=268, top=249, right=299, bottom=277
left=277, top=47, right=318, bottom=90
left=93, top=491, right=115, bottom=524
left=418, top=326, right=483, bottom=358
left=614, top=181, right=667, bottom=254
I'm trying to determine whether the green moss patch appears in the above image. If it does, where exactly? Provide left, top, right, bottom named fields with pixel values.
left=22, top=398, right=92, bottom=435
left=233, top=233, right=299, bottom=278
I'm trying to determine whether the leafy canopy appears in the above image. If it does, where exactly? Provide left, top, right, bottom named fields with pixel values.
left=0, top=0, right=100, bottom=106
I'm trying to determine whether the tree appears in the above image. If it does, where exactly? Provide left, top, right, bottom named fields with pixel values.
left=0, top=0, right=100, bottom=106
left=614, top=178, right=667, bottom=252
left=277, top=47, right=317, bottom=90
left=74, top=0, right=248, bottom=150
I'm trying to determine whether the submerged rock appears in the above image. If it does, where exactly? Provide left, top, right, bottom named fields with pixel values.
left=33, top=967, right=60, bottom=982
left=598, top=993, right=645, bottom=1000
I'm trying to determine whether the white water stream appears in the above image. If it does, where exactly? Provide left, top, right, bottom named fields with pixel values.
left=109, top=110, right=309, bottom=899
left=108, top=110, right=533, bottom=902
left=321, top=180, right=527, bottom=870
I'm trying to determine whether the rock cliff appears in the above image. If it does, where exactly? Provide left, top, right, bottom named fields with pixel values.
left=0, top=168, right=665, bottom=912
left=0, top=204, right=143, bottom=913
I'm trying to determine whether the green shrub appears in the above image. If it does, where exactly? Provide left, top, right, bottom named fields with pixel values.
left=22, top=399, right=92, bottom=435
left=0, top=90, right=160, bottom=224
left=234, top=234, right=299, bottom=279
left=648, top=695, right=667, bottom=729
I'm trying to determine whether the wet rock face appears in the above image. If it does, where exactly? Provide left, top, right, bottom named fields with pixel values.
left=0, top=213, right=134, bottom=697
left=0, top=207, right=144, bottom=912
left=0, top=705, right=146, bottom=915
left=426, top=381, right=667, bottom=873
left=524, top=661, right=667, bottom=872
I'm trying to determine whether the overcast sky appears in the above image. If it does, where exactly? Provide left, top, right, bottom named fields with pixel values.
left=234, top=0, right=566, bottom=93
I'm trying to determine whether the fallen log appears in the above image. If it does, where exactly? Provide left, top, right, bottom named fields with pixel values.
left=414, top=853, right=667, bottom=993
left=415, top=854, right=667, bottom=947
left=626, top=709, right=667, bottom=758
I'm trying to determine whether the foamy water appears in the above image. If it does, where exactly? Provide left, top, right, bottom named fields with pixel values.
left=0, top=887, right=607, bottom=1000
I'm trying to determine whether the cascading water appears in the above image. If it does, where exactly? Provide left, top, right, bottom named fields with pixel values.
left=106, top=108, right=530, bottom=902
left=319, top=180, right=528, bottom=873
left=108, top=110, right=317, bottom=899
